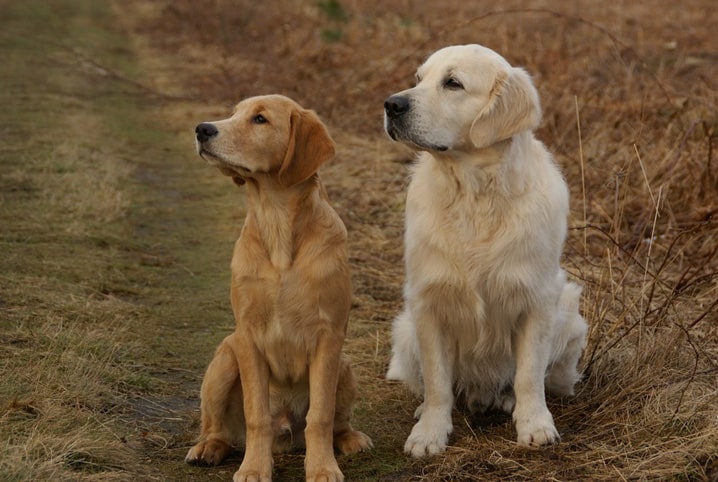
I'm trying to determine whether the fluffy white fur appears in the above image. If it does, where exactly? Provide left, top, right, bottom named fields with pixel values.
left=384, top=44, right=588, bottom=457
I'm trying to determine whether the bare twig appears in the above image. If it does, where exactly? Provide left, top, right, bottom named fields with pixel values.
left=576, top=95, right=588, bottom=256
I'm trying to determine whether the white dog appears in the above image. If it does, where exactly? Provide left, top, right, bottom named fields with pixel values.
left=384, top=44, right=588, bottom=457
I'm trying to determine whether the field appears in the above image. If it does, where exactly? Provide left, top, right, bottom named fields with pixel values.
left=1, top=0, right=716, bottom=480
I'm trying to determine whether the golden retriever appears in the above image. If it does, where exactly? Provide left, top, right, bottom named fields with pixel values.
left=384, top=44, right=588, bottom=456
left=185, top=94, right=372, bottom=481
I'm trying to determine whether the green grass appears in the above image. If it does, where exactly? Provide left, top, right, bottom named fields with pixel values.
left=0, top=1, right=240, bottom=479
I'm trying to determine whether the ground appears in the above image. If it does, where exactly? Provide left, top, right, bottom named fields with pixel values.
left=0, top=0, right=716, bottom=481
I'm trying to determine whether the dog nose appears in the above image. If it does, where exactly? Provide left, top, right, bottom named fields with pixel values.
left=384, top=95, right=410, bottom=118
left=195, top=123, right=218, bottom=143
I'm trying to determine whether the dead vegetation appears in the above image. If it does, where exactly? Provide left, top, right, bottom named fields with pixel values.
left=1, top=0, right=716, bottom=480
left=128, top=1, right=718, bottom=479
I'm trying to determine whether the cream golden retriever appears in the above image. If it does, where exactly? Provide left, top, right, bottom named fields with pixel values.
left=185, top=94, right=372, bottom=482
left=384, top=44, right=588, bottom=457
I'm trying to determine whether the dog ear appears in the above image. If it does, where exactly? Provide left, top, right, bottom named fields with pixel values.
left=279, top=108, right=335, bottom=187
left=469, top=67, right=541, bottom=149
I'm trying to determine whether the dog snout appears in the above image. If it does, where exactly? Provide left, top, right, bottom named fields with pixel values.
left=196, top=123, right=219, bottom=143
left=384, top=95, right=410, bottom=118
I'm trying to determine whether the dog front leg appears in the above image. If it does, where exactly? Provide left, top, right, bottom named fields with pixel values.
left=513, top=308, right=560, bottom=447
left=231, top=332, right=273, bottom=482
left=404, top=303, right=454, bottom=458
left=305, top=331, right=344, bottom=482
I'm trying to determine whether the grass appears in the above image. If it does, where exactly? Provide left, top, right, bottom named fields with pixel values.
left=0, top=3, right=145, bottom=478
left=1, top=0, right=717, bottom=480
left=0, top=0, right=238, bottom=480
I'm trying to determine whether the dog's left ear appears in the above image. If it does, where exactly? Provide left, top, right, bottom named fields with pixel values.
left=279, top=108, right=336, bottom=187
left=469, top=67, right=541, bottom=149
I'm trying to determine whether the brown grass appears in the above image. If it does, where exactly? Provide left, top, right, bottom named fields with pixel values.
left=2, top=0, right=715, bottom=480
left=118, top=0, right=718, bottom=480
left=127, top=1, right=718, bottom=479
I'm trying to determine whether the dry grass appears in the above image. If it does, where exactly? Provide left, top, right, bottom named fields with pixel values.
left=1, top=0, right=715, bottom=480
left=127, top=1, right=718, bottom=479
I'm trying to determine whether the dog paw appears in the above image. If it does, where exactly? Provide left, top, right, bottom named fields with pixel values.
left=233, top=467, right=272, bottom=482
left=306, top=468, right=344, bottom=482
left=306, top=459, right=344, bottom=482
left=514, top=409, right=560, bottom=447
left=334, top=429, right=373, bottom=454
left=185, top=439, right=232, bottom=466
left=498, top=392, right=516, bottom=413
left=403, top=412, right=453, bottom=458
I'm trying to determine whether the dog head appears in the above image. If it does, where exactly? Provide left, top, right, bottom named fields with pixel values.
left=384, top=44, right=541, bottom=153
left=195, top=94, right=335, bottom=187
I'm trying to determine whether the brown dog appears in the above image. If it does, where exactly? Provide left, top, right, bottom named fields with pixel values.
left=185, top=95, right=372, bottom=482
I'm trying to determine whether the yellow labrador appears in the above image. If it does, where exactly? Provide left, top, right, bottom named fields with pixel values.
left=384, top=45, right=588, bottom=456
left=185, top=95, right=372, bottom=481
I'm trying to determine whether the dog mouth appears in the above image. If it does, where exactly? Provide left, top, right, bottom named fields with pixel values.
left=385, top=122, right=448, bottom=152
left=198, top=148, right=251, bottom=175
left=198, top=148, right=227, bottom=166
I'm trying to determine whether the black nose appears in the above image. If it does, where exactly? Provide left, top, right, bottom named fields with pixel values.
left=384, top=95, right=410, bottom=118
left=195, top=123, right=218, bottom=143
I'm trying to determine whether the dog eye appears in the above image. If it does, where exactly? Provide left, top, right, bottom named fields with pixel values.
left=253, top=114, right=267, bottom=124
left=444, top=78, right=463, bottom=90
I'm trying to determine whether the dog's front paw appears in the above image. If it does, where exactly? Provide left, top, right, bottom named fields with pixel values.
left=185, top=439, right=232, bottom=466
left=306, top=459, right=344, bottom=482
left=514, top=408, right=560, bottom=447
left=403, top=411, right=453, bottom=458
left=233, top=468, right=272, bottom=482
left=232, top=452, right=272, bottom=482
left=306, top=468, right=344, bottom=482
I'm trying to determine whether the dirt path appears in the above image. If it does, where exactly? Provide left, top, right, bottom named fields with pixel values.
left=0, top=1, right=244, bottom=480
